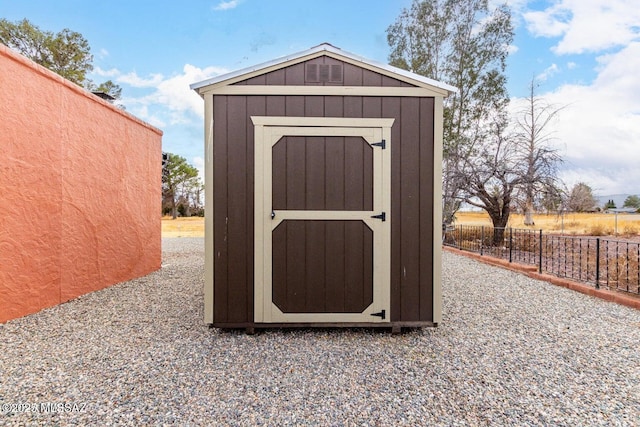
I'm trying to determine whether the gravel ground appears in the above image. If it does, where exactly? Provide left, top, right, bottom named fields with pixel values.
left=1, top=237, right=639, bottom=426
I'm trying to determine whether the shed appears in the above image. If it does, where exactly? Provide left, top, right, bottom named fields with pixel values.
left=191, top=43, right=455, bottom=332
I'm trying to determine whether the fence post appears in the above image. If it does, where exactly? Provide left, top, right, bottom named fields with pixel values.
left=480, top=226, right=484, bottom=256
left=539, top=229, right=543, bottom=274
left=595, top=238, right=600, bottom=289
left=509, top=227, right=513, bottom=263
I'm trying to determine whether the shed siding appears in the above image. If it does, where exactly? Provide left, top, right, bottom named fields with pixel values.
left=212, top=94, right=435, bottom=324
left=235, top=57, right=413, bottom=88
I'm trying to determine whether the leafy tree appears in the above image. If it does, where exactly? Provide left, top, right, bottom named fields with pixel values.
left=623, top=195, right=640, bottom=209
left=604, top=199, right=616, bottom=210
left=513, top=78, right=563, bottom=225
left=0, top=18, right=92, bottom=85
left=387, top=0, right=514, bottom=226
left=85, top=79, right=122, bottom=100
left=0, top=18, right=120, bottom=99
left=567, top=182, right=597, bottom=212
left=162, top=153, right=199, bottom=219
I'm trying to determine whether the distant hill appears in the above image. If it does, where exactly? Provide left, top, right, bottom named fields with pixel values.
left=595, top=194, right=638, bottom=209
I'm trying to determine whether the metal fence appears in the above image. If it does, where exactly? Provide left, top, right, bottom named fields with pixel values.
left=443, top=225, right=640, bottom=295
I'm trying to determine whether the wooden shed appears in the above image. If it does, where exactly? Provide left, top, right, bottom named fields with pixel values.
left=191, top=43, right=455, bottom=332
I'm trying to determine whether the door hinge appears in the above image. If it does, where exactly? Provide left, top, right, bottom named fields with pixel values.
left=371, top=309, right=386, bottom=319
left=371, top=212, right=386, bottom=221
left=371, top=139, right=386, bottom=149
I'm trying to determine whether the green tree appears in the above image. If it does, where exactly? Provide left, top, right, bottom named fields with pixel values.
left=0, top=18, right=120, bottom=99
left=0, top=18, right=92, bottom=85
left=162, top=153, right=199, bottom=219
left=85, top=79, right=123, bottom=100
left=387, top=0, right=514, bottom=226
left=623, top=195, right=640, bottom=209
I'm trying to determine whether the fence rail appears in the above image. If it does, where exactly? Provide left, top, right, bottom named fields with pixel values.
left=443, top=225, right=640, bottom=295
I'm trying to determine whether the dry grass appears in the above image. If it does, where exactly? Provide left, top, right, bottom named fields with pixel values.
left=455, top=211, right=640, bottom=237
left=162, top=217, right=204, bottom=238
left=162, top=212, right=639, bottom=239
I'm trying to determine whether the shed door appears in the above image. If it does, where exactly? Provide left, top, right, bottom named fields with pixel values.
left=253, top=117, right=393, bottom=323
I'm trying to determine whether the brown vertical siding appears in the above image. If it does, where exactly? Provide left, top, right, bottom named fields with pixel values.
left=236, top=57, right=413, bottom=88
left=272, top=220, right=373, bottom=313
left=419, top=98, right=436, bottom=320
left=272, top=136, right=373, bottom=211
left=213, top=95, right=229, bottom=322
left=399, top=97, right=422, bottom=320
left=212, top=59, right=436, bottom=324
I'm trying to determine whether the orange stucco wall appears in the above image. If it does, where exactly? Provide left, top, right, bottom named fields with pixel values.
left=0, top=44, right=162, bottom=323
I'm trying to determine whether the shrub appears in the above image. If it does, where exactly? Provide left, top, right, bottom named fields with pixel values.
left=588, top=224, right=612, bottom=236
left=622, top=224, right=639, bottom=236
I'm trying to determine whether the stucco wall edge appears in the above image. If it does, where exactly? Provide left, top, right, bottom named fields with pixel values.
left=0, top=44, right=163, bottom=136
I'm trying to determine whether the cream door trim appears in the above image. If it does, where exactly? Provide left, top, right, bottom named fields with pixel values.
left=252, top=116, right=395, bottom=128
left=253, top=117, right=394, bottom=323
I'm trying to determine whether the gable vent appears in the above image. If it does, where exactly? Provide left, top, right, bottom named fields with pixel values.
left=305, top=64, right=319, bottom=82
left=330, top=64, right=343, bottom=82
left=305, top=63, right=344, bottom=83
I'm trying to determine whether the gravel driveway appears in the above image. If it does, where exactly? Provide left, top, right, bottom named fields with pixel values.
left=1, top=238, right=639, bottom=426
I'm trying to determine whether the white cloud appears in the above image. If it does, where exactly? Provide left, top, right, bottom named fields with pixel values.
left=118, top=72, right=164, bottom=88
left=511, top=42, right=640, bottom=195
left=115, top=64, right=229, bottom=125
left=506, top=44, right=519, bottom=55
left=213, top=0, right=239, bottom=11
left=93, top=66, right=120, bottom=77
left=125, top=105, right=167, bottom=128
left=524, top=0, right=640, bottom=54
left=566, top=61, right=577, bottom=70
left=95, top=63, right=228, bottom=128
left=98, top=48, right=109, bottom=59
left=536, top=63, right=559, bottom=81
left=523, top=7, right=569, bottom=38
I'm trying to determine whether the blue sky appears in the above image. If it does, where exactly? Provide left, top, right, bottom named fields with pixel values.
left=2, top=0, right=639, bottom=197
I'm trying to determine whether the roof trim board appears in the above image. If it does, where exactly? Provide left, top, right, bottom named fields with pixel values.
left=191, top=43, right=457, bottom=97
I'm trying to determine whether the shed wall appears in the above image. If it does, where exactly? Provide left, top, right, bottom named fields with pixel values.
left=0, top=45, right=162, bottom=323
left=211, top=94, right=435, bottom=324
left=235, top=56, right=413, bottom=88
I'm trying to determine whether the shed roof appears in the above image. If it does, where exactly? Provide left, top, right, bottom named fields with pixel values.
left=190, top=43, right=457, bottom=96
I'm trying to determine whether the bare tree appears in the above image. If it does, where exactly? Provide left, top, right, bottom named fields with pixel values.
left=567, top=182, right=598, bottom=212
left=513, top=79, right=564, bottom=225
left=453, top=112, right=523, bottom=244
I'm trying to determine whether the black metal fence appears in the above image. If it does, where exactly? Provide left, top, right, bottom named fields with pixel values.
left=443, top=225, right=640, bottom=295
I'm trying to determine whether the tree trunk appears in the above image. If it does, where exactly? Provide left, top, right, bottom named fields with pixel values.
left=523, top=198, right=535, bottom=226
left=487, top=205, right=510, bottom=246
left=171, top=191, right=177, bottom=219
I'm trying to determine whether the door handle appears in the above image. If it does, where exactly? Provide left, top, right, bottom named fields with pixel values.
left=271, top=210, right=275, bottom=220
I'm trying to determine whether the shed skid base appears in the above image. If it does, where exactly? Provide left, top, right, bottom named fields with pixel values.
left=209, top=321, right=437, bottom=334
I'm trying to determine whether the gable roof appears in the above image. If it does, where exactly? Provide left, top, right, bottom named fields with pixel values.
left=190, top=43, right=457, bottom=97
